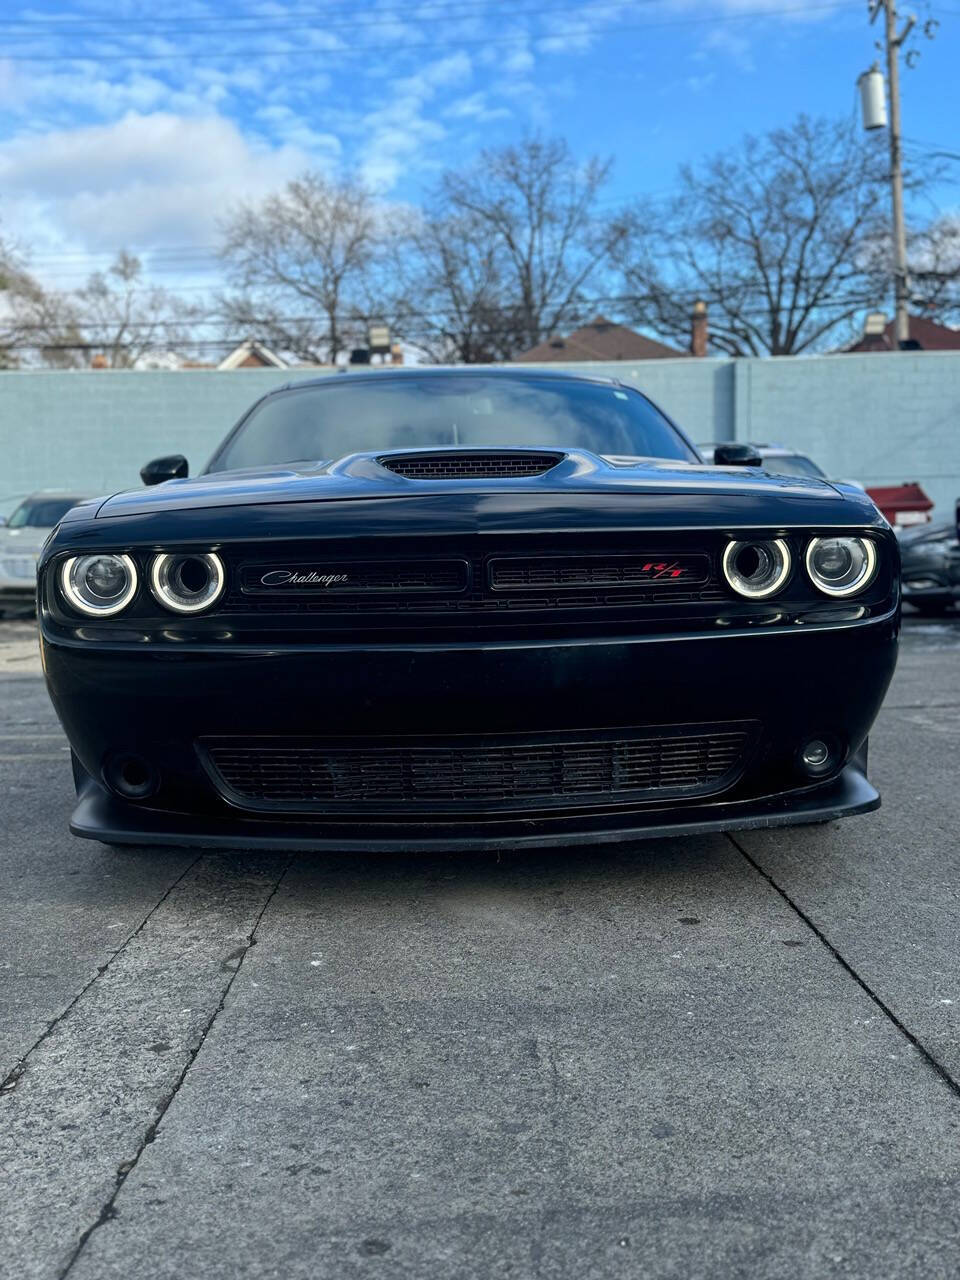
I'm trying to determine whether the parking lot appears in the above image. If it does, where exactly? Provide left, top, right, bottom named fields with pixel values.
left=2, top=611, right=959, bottom=1279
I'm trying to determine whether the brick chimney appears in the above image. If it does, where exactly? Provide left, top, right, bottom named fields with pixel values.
left=690, top=300, right=708, bottom=357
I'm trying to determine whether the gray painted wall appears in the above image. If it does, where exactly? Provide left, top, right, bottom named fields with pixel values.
left=1, top=352, right=957, bottom=520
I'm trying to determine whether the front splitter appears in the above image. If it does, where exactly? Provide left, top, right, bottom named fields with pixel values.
left=70, top=766, right=879, bottom=853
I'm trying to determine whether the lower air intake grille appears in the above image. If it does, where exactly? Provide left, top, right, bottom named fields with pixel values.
left=378, top=451, right=562, bottom=480
left=201, top=725, right=755, bottom=815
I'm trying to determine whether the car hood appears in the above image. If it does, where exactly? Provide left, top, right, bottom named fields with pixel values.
left=94, top=449, right=850, bottom=519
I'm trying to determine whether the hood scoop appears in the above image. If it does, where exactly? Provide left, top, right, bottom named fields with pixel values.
left=377, top=450, right=564, bottom=480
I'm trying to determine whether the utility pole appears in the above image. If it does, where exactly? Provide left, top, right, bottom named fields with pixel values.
left=870, top=0, right=915, bottom=347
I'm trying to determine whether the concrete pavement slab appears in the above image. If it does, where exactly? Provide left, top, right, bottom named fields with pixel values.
left=4, top=618, right=960, bottom=1279
left=0, top=678, right=197, bottom=1081
left=66, top=839, right=960, bottom=1280
left=737, top=623, right=960, bottom=1082
left=0, top=853, right=288, bottom=1280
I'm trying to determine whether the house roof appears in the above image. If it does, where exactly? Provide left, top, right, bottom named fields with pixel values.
left=218, top=339, right=288, bottom=370
left=846, top=315, right=960, bottom=353
left=512, top=316, right=685, bottom=363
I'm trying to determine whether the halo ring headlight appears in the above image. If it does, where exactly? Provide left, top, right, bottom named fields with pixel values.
left=59, top=554, right=138, bottom=617
left=721, top=538, right=792, bottom=599
left=150, top=552, right=225, bottom=614
left=805, top=536, right=877, bottom=598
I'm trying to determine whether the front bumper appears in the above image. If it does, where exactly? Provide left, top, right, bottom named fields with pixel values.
left=69, top=758, right=878, bottom=851
left=42, top=610, right=898, bottom=850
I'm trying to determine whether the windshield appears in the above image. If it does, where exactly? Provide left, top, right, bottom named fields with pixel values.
left=207, top=375, right=698, bottom=473
left=759, top=454, right=826, bottom=480
left=8, top=497, right=83, bottom=529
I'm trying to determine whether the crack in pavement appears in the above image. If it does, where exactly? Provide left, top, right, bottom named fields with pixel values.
left=57, top=854, right=295, bottom=1280
left=0, top=855, right=201, bottom=1097
left=728, top=832, right=960, bottom=1104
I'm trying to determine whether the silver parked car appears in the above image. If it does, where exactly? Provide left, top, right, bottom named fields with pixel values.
left=697, top=442, right=865, bottom=489
left=0, top=493, right=88, bottom=614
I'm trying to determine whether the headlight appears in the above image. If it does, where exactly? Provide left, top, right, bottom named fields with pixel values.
left=59, top=554, right=138, bottom=617
left=805, top=536, right=877, bottom=597
left=149, top=552, right=225, bottom=614
left=721, top=538, right=791, bottom=599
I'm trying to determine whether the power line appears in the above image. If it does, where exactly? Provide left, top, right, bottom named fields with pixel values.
left=4, top=0, right=592, bottom=26
left=0, top=0, right=596, bottom=35
left=0, top=292, right=903, bottom=350
left=0, top=1, right=862, bottom=62
left=3, top=288, right=894, bottom=328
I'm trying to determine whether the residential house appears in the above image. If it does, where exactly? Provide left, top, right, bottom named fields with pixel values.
left=512, top=316, right=686, bottom=363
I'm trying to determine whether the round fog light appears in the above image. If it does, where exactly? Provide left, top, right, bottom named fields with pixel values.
left=801, top=740, right=830, bottom=769
left=103, top=752, right=159, bottom=800
left=797, top=737, right=843, bottom=778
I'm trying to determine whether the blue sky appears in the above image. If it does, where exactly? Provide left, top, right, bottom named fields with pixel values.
left=0, top=0, right=956, bottom=293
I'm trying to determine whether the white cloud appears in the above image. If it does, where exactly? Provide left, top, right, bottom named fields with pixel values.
left=0, top=111, right=320, bottom=261
left=254, top=102, right=340, bottom=154
left=685, top=72, right=718, bottom=93
left=356, top=53, right=472, bottom=191
left=666, top=0, right=839, bottom=16
left=696, top=28, right=756, bottom=72
left=443, top=93, right=511, bottom=124
left=0, top=0, right=745, bottom=291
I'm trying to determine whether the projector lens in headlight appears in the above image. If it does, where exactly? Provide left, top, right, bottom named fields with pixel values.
left=805, top=536, right=877, bottom=597
left=721, top=538, right=792, bottom=599
left=60, top=554, right=138, bottom=616
left=150, top=552, right=225, bottom=614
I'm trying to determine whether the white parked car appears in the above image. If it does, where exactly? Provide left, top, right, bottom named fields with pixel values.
left=0, top=493, right=88, bottom=615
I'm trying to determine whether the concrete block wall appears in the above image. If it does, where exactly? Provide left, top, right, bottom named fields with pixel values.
left=1, top=353, right=957, bottom=521
left=740, top=352, right=960, bottom=520
left=553, top=353, right=960, bottom=519
left=0, top=368, right=329, bottom=512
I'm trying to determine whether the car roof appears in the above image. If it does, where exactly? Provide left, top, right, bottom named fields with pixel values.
left=271, top=366, right=625, bottom=394
left=19, top=491, right=89, bottom=503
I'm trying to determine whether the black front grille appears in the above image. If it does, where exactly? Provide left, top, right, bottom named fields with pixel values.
left=239, top=559, right=468, bottom=596
left=224, top=544, right=725, bottom=620
left=489, top=553, right=711, bottom=592
left=201, top=725, right=755, bottom=815
left=378, top=451, right=562, bottom=480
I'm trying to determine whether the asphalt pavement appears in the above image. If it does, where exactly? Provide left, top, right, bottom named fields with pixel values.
left=2, top=613, right=959, bottom=1279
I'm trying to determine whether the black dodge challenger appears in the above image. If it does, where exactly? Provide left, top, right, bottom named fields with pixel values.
left=38, top=369, right=899, bottom=851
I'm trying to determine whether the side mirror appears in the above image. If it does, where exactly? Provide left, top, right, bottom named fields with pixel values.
left=713, top=443, right=763, bottom=467
left=141, top=455, right=188, bottom=486
left=0, top=515, right=6, bottom=527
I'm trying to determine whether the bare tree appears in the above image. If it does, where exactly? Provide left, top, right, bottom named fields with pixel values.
left=73, top=251, right=198, bottom=368
left=394, top=212, right=523, bottom=364
left=434, top=136, right=624, bottom=357
left=908, top=214, right=960, bottom=322
left=614, top=116, right=891, bottom=356
left=218, top=173, right=384, bottom=364
left=0, top=235, right=82, bottom=369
